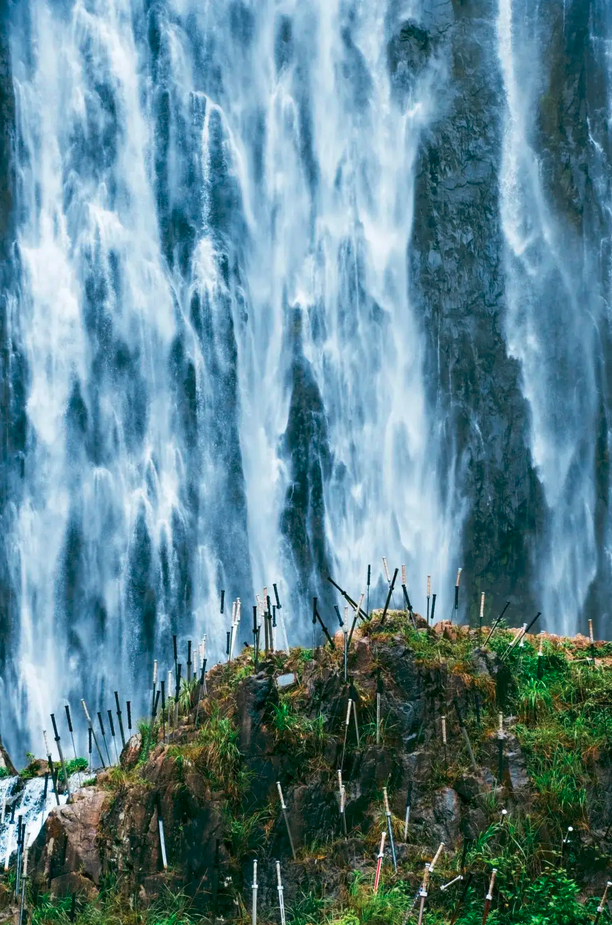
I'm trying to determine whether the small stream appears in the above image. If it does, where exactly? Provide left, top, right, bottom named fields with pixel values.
left=0, top=772, right=91, bottom=860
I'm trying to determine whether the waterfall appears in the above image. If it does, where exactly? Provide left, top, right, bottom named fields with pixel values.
left=3, top=0, right=461, bottom=757
left=0, top=772, right=89, bottom=862
left=498, top=0, right=612, bottom=636
left=4, top=0, right=611, bottom=758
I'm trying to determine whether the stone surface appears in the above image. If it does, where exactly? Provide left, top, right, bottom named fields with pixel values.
left=235, top=675, right=276, bottom=756
left=432, top=787, right=462, bottom=844
left=31, top=788, right=111, bottom=891
left=21, top=628, right=609, bottom=912
left=504, top=733, right=531, bottom=797
left=409, top=0, right=544, bottom=622
left=0, top=738, right=15, bottom=777
left=120, top=733, right=143, bottom=770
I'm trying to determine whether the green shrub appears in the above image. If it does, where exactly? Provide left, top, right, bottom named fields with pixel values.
left=57, top=757, right=88, bottom=783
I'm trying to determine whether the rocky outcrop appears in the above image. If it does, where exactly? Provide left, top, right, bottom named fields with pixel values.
left=31, top=788, right=111, bottom=897
left=21, top=619, right=612, bottom=920
left=0, top=736, right=15, bottom=777
left=23, top=620, right=533, bottom=912
left=120, top=733, right=143, bottom=770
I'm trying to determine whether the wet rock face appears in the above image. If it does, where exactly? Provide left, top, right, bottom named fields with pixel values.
left=100, top=749, right=225, bottom=892
left=0, top=0, right=26, bottom=764
left=0, top=738, right=16, bottom=777
left=0, top=0, right=12, bottom=262
left=535, top=0, right=611, bottom=236
left=235, top=674, right=277, bottom=756
left=409, top=0, right=544, bottom=619
left=387, top=20, right=433, bottom=103
left=235, top=673, right=279, bottom=809
left=280, top=310, right=333, bottom=622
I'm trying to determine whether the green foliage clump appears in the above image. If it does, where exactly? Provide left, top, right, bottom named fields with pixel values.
left=57, top=757, right=88, bottom=783
left=272, top=695, right=328, bottom=759
left=167, top=704, right=245, bottom=800
left=495, top=638, right=612, bottom=832
left=20, top=760, right=42, bottom=781
left=225, top=806, right=273, bottom=860
left=30, top=884, right=197, bottom=924
left=137, top=720, right=154, bottom=766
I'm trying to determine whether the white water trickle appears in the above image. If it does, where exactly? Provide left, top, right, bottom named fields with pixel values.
left=0, top=774, right=87, bottom=862
left=497, top=0, right=600, bottom=635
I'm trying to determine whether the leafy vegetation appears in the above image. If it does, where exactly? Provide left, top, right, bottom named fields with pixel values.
left=166, top=703, right=246, bottom=801
left=57, top=757, right=88, bottom=783
left=489, top=637, right=612, bottom=834
left=272, top=694, right=329, bottom=764
left=31, top=885, right=198, bottom=925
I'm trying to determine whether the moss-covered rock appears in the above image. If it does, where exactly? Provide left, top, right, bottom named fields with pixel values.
left=26, top=615, right=612, bottom=922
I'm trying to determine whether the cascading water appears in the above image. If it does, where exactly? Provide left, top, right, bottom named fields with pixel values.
left=3, top=0, right=461, bottom=758
left=498, top=0, right=612, bottom=636
left=0, top=772, right=88, bottom=862
left=4, top=0, right=611, bottom=759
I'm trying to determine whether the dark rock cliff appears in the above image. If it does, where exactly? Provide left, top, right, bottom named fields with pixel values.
left=404, top=0, right=545, bottom=621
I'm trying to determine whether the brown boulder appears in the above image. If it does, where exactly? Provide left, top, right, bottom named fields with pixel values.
left=31, top=787, right=110, bottom=891
left=120, top=733, right=142, bottom=769
left=352, top=636, right=372, bottom=673
left=47, top=871, right=98, bottom=900
left=20, top=758, right=48, bottom=778
left=433, top=621, right=467, bottom=642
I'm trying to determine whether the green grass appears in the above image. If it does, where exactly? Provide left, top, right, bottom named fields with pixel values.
left=491, top=637, right=612, bottom=834
left=30, top=885, right=198, bottom=924
left=137, top=720, right=154, bottom=767
left=167, top=703, right=247, bottom=801
left=272, top=695, right=329, bottom=763
left=225, top=806, right=273, bottom=860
